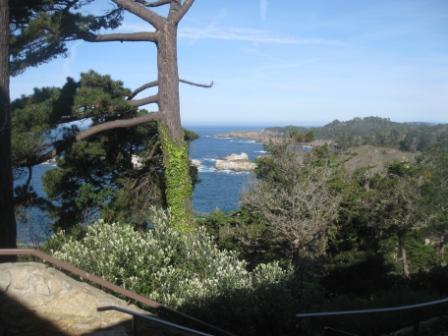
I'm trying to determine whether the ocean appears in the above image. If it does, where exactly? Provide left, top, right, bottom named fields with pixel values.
left=15, top=126, right=265, bottom=244
left=189, top=126, right=264, bottom=213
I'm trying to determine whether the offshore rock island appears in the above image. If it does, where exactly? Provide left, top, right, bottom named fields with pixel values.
left=215, top=153, right=257, bottom=172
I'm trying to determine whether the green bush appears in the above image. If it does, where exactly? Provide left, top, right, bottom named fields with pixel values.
left=48, top=208, right=292, bottom=309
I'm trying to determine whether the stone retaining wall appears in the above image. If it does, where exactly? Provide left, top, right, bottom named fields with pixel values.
left=0, top=262, right=143, bottom=335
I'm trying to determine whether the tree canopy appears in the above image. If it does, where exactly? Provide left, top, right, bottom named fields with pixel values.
left=9, top=0, right=123, bottom=75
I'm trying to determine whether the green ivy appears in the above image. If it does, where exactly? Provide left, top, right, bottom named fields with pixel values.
left=159, top=123, right=193, bottom=231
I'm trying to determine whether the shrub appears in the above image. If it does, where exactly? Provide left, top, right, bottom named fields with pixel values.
left=48, top=208, right=291, bottom=308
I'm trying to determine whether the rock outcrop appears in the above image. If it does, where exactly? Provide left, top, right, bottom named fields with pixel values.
left=216, top=129, right=282, bottom=144
left=0, top=262, right=144, bottom=335
left=131, top=155, right=143, bottom=169
left=190, top=159, right=201, bottom=167
left=215, top=153, right=256, bottom=171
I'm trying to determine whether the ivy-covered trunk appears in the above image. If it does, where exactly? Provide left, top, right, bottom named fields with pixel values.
left=157, top=22, right=193, bottom=231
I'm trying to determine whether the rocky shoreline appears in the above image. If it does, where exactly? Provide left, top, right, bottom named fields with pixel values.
left=216, top=130, right=333, bottom=149
left=216, top=129, right=282, bottom=144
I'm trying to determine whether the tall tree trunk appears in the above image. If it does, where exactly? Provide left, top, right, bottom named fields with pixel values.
left=157, top=21, right=192, bottom=231
left=398, top=235, right=410, bottom=278
left=0, top=0, right=17, bottom=249
left=439, top=233, right=447, bottom=262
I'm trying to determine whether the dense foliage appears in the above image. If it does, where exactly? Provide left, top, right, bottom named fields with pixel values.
left=11, top=71, right=199, bottom=230
left=243, top=144, right=343, bottom=259
left=13, top=102, right=448, bottom=334
left=46, top=132, right=448, bottom=334
left=267, top=117, right=448, bottom=152
left=200, top=135, right=448, bottom=334
left=9, top=0, right=123, bottom=75
left=11, top=72, right=160, bottom=229
left=47, top=208, right=316, bottom=335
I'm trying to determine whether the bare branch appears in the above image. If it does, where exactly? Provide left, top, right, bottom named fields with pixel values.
left=128, top=94, right=159, bottom=107
left=147, top=140, right=161, bottom=160
left=128, top=81, right=159, bottom=100
left=180, top=79, right=214, bottom=88
left=76, top=112, right=161, bottom=141
left=17, top=113, right=161, bottom=167
left=129, top=78, right=212, bottom=100
left=172, top=0, right=194, bottom=23
left=83, top=31, right=159, bottom=43
left=136, top=0, right=170, bottom=7
left=112, top=0, right=165, bottom=29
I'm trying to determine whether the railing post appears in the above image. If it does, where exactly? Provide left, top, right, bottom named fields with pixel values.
left=413, top=321, right=419, bottom=336
left=132, top=316, right=137, bottom=336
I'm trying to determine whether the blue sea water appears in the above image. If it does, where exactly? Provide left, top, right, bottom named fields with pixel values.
left=15, top=163, right=56, bottom=245
left=188, top=126, right=265, bottom=213
left=15, top=126, right=265, bottom=243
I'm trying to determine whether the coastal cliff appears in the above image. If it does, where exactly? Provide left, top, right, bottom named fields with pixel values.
left=216, top=129, right=282, bottom=144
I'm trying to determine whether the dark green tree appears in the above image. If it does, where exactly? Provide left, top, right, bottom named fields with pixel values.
left=12, top=71, right=200, bottom=231
left=9, top=0, right=122, bottom=75
left=419, top=140, right=448, bottom=260
left=360, top=162, right=427, bottom=278
left=12, top=72, right=164, bottom=229
left=13, top=0, right=212, bottom=232
left=1, top=0, right=124, bottom=248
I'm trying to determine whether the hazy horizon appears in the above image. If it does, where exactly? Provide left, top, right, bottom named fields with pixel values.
left=183, top=117, right=447, bottom=128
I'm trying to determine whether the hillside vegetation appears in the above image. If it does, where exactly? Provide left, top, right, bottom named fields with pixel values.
left=343, top=145, right=417, bottom=174
left=267, top=117, right=448, bottom=151
left=28, top=115, right=448, bottom=336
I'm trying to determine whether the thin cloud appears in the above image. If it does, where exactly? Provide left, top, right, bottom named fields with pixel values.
left=179, top=26, right=346, bottom=46
left=260, top=0, right=268, bottom=21
left=111, top=23, right=346, bottom=46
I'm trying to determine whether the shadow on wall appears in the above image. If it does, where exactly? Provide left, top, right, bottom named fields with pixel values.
left=0, top=290, right=69, bottom=336
left=0, top=290, right=149, bottom=336
left=0, top=257, right=221, bottom=336
left=0, top=258, right=160, bottom=336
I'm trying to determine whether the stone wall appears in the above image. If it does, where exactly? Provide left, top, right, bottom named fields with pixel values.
left=0, top=262, right=144, bottom=335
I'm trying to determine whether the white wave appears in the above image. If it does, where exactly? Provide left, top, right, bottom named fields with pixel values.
left=40, top=160, right=57, bottom=166
left=198, top=165, right=217, bottom=173
left=237, top=139, right=257, bottom=144
left=228, top=139, right=258, bottom=144
left=216, top=169, right=251, bottom=175
left=198, top=165, right=252, bottom=175
left=255, top=150, right=267, bottom=154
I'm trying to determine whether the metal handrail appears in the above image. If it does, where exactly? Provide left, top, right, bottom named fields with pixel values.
left=296, top=296, right=448, bottom=318
left=297, top=296, right=448, bottom=336
left=98, top=305, right=213, bottom=336
left=0, top=248, right=236, bottom=336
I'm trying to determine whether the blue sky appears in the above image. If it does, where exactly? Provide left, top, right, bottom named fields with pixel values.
left=10, top=0, right=448, bottom=126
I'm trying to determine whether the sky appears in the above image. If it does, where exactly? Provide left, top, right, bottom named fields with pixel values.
left=10, top=0, right=448, bottom=126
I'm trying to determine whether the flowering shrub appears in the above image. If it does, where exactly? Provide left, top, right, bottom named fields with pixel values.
left=48, top=208, right=291, bottom=308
